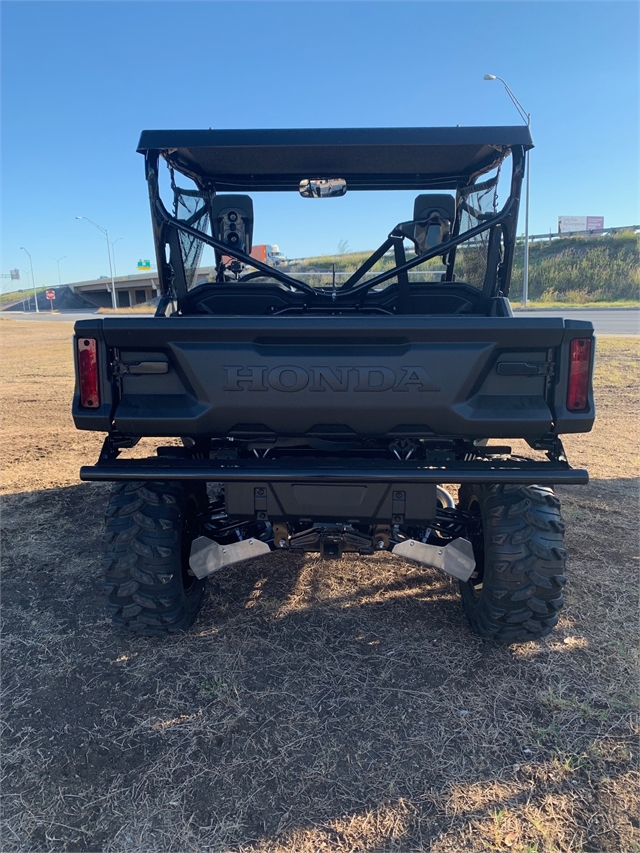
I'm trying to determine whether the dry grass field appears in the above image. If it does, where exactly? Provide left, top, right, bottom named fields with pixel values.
left=1, top=319, right=638, bottom=853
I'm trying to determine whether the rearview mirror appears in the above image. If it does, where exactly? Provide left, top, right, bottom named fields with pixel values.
left=299, top=178, right=347, bottom=198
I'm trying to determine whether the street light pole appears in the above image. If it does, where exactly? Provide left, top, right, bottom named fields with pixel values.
left=483, top=75, right=531, bottom=306
left=110, top=238, right=123, bottom=280
left=50, top=256, right=66, bottom=286
left=523, top=137, right=530, bottom=306
left=20, top=270, right=33, bottom=309
left=20, top=247, right=39, bottom=312
left=76, top=216, right=118, bottom=309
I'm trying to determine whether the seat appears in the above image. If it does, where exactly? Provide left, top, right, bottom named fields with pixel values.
left=181, top=281, right=306, bottom=315
left=364, top=281, right=487, bottom=315
left=411, top=193, right=456, bottom=252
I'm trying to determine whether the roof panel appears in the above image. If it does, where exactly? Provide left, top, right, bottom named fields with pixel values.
left=137, top=126, right=533, bottom=191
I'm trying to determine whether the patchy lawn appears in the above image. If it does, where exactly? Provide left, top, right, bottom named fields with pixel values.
left=1, top=321, right=638, bottom=852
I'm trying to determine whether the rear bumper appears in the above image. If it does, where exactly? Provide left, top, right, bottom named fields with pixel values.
left=79, top=457, right=589, bottom=485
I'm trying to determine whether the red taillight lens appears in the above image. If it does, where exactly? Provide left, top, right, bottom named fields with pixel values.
left=566, top=338, right=591, bottom=412
left=77, top=338, right=100, bottom=408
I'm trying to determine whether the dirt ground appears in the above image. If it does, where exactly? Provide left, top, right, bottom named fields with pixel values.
left=1, top=320, right=638, bottom=853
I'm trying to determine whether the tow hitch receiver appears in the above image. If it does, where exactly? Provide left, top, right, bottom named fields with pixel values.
left=391, top=538, right=475, bottom=582
left=190, top=536, right=270, bottom=579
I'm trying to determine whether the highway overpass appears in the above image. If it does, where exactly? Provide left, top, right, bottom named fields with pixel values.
left=70, top=267, right=216, bottom=307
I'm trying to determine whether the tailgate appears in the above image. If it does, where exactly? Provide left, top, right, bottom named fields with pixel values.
left=73, top=316, right=595, bottom=439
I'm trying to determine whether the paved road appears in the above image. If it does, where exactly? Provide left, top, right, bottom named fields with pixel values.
left=512, top=308, right=639, bottom=336
left=1, top=310, right=148, bottom=323
left=3, top=308, right=639, bottom=335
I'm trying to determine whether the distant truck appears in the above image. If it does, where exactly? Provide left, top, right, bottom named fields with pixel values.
left=250, top=244, right=287, bottom=266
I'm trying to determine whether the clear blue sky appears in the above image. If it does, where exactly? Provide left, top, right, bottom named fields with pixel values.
left=1, top=1, right=638, bottom=291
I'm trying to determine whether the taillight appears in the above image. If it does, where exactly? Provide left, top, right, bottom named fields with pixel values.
left=77, top=338, right=100, bottom=408
left=566, top=338, right=591, bottom=412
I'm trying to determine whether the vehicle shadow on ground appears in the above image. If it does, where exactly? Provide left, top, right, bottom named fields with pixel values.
left=1, top=479, right=637, bottom=852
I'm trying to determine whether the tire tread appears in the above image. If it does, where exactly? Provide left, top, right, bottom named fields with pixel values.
left=102, top=481, right=205, bottom=635
left=458, top=484, right=567, bottom=644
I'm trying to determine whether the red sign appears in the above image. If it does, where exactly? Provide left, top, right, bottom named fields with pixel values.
left=46, top=290, right=56, bottom=300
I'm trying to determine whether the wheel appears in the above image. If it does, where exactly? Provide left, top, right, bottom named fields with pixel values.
left=102, top=481, right=207, bottom=635
left=457, top=484, right=567, bottom=644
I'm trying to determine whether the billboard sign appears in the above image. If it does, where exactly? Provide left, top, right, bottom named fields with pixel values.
left=558, top=216, right=605, bottom=234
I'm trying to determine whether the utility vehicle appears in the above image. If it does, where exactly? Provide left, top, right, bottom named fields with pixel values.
left=73, top=127, right=595, bottom=642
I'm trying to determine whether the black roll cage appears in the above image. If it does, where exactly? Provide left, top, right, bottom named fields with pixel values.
left=144, top=145, right=525, bottom=309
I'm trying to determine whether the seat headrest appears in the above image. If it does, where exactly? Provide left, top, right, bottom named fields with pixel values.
left=210, top=194, right=254, bottom=256
left=413, top=193, right=456, bottom=224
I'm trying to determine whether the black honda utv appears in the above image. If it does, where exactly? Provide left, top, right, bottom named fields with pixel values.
left=73, top=127, right=595, bottom=643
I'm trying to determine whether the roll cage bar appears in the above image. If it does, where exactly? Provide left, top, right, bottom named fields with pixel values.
left=143, top=145, right=526, bottom=310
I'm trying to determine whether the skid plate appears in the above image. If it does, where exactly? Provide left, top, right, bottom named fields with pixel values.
left=391, top=537, right=475, bottom=581
left=190, top=536, right=271, bottom=579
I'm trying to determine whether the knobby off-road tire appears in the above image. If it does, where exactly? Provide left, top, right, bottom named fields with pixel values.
left=102, top=481, right=207, bottom=635
left=457, top=484, right=567, bottom=644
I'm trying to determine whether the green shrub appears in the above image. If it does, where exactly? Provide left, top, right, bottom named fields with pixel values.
left=510, top=234, right=639, bottom=302
left=290, top=234, right=639, bottom=304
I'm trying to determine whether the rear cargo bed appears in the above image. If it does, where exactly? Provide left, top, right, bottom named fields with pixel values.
left=73, top=315, right=595, bottom=439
